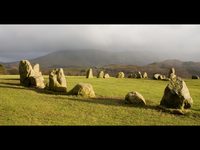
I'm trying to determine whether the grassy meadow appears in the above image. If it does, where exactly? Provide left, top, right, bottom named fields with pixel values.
left=0, top=75, right=200, bottom=125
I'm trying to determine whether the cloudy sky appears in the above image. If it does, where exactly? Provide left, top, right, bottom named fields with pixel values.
left=0, top=25, right=200, bottom=62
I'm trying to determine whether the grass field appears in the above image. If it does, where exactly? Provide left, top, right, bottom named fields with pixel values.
left=0, top=75, right=200, bottom=125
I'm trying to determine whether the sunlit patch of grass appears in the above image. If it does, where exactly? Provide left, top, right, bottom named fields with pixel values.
left=0, top=75, right=200, bottom=125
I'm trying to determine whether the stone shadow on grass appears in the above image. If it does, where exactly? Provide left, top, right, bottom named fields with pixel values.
left=0, top=78, right=19, bottom=81
left=0, top=80, right=160, bottom=112
left=65, top=96, right=159, bottom=111
left=0, top=82, right=21, bottom=86
left=0, top=82, right=67, bottom=95
left=0, top=81, right=25, bottom=90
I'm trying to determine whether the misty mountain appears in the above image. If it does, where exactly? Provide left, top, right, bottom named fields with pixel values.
left=24, top=49, right=160, bottom=68
left=3, top=50, right=200, bottom=78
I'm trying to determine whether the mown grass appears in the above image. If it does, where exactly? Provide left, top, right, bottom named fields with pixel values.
left=0, top=75, right=200, bottom=125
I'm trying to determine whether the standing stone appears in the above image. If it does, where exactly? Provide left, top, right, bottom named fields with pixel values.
left=169, top=67, right=176, bottom=79
left=160, top=77, right=193, bottom=110
left=68, top=83, right=95, bottom=98
left=57, top=68, right=67, bottom=87
left=31, top=64, right=45, bottom=88
left=192, top=75, right=199, bottom=79
left=49, top=68, right=67, bottom=92
left=19, top=60, right=34, bottom=86
left=143, top=72, right=148, bottom=79
left=137, top=71, right=143, bottom=78
left=19, top=60, right=45, bottom=88
left=33, top=64, right=40, bottom=74
left=104, top=73, right=110, bottom=78
left=125, top=91, right=146, bottom=106
left=117, top=72, right=125, bottom=78
left=86, top=68, right=93, bottom=78
left=97, top=71, right=104, bottom=78
left=169, top=68, right=175, bottom=76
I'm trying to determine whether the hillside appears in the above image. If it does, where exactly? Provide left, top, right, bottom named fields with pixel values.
left=2, top=50, right=200, bottom=78
left=28, top=49, right=160, bottom=68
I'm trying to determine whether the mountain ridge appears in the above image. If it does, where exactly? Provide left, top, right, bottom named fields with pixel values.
left=2, top=50, right=200, bottom=78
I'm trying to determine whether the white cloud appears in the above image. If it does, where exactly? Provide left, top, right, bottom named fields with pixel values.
left=0, top=25, right=200, bottom=62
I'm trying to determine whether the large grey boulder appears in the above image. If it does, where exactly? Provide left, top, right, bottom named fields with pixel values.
left=117, top=72, right=125, bottom=78
left=97, top=71, right=104, bottom=78
left=69, top=83, right=95, bottom=98
left=49, top=68, right=67, bottom=92
left=19, top=60, right=45, bottom=88
left=160, top=77, right=193, bottom=110
left=86, top=68, right=93, bottom=78
left=125, top=91, right=146, bottom=106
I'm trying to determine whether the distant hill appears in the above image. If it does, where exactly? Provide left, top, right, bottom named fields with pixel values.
left=28, top=49, right=160, bottom=68
left=2, top=50, right=200, bottom=78
left=0, top=64, right=6, bottom=74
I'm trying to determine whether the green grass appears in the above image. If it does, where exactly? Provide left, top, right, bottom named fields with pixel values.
left=1, top=75, right=200, bottom=125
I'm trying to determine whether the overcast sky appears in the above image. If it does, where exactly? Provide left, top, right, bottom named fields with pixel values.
left=0, top=25, right=200, bottom=62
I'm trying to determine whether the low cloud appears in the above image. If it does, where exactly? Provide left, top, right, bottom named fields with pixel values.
left=0, top=25, right=200, bottom=62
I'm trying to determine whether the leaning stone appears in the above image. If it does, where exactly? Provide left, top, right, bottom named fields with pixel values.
left=125, top=91, right=146, bottom=106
